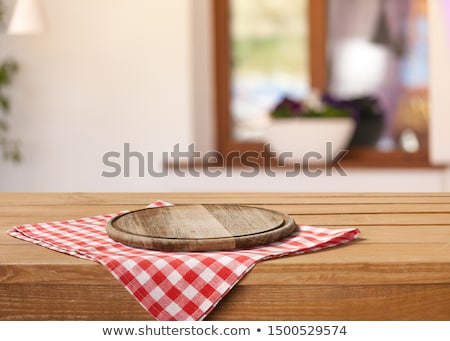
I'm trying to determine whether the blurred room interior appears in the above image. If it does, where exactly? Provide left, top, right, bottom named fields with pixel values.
left=0, top=0, right=449, bottom=192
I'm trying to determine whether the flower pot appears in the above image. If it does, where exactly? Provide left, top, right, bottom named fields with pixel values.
left=264, top=117, right=356, bottom=163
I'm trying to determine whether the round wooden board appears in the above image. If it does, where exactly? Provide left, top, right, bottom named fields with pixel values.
left=106, top=204, right=297, bottom=251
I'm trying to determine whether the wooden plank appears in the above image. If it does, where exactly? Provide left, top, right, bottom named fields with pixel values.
left=0, top=245, right=90, bottom=266
left=1, top=192, right=450, bottom=206
left=0, top=263, right=109, bottom=286
left=291, top=213, right=450, bottom=226
left=206, top=284, right=450, bottom=320
left=1, top=244, right=448, bottom=286
left=352, top=225, right=450, bottom=243
left=1, top=282, right=448, bottom=320
left=2, top=252, right=449, bottom=287
left=2, top=202, right=450, bottom=219
left=242, top=246, right=450, bottom=285
left=0, top=283, right=151, bottom=321
left=261, top=203, right=450, bottom=214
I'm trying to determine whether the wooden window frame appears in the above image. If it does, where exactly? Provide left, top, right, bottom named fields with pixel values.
left=213, top=0, right=328, bottom=156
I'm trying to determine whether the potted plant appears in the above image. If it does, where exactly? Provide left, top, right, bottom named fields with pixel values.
left=264, top=90, right=357, bottom=162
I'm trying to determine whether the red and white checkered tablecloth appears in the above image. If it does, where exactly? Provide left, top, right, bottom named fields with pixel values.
left=8, top=201, right=360, bottom=321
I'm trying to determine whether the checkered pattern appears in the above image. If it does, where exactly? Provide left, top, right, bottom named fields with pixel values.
left=8, top=202, right=360, bottom=321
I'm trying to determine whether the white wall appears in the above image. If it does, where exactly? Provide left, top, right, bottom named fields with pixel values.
left=0, top=0, right=448, bottom=192
left=0, top=0, right=195, bottom=191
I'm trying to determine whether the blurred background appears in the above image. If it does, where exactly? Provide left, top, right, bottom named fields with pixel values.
left=0, top=0, right=449, bottom=192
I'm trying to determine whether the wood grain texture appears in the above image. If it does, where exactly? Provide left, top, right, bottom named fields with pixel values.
left=207, top=284, right=450, bottom=321
left=1, top=193, right=449, bottom=320
left=106, top=204, right=297, bottom=251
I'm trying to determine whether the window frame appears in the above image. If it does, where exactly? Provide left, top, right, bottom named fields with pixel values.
left=211, top=0, right=435, bottom=168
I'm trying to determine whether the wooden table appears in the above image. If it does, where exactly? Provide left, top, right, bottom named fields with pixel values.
left=1, top=193, right=449, bottom=320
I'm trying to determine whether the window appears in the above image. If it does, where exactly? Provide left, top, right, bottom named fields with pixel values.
left=230, top=0, right=311, bottom=142
left=213, top=0, right=432, bottom=167
left=213, top=0, right=326, bottom=155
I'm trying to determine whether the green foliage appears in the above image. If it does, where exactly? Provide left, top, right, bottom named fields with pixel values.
left=302, top=106, right=351, bottom=118
left=0, top=59, right=20, bottom=162
left=270, top=101, right=297, bottom=118
left=0, top=0, right=21, bottom=163
left=0, top=1, right=4, bottom=24
left=270, top=96, right=352, bottom=119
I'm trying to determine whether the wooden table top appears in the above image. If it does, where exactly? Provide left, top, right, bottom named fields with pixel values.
left=1, top=193, right=449, bottom=320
